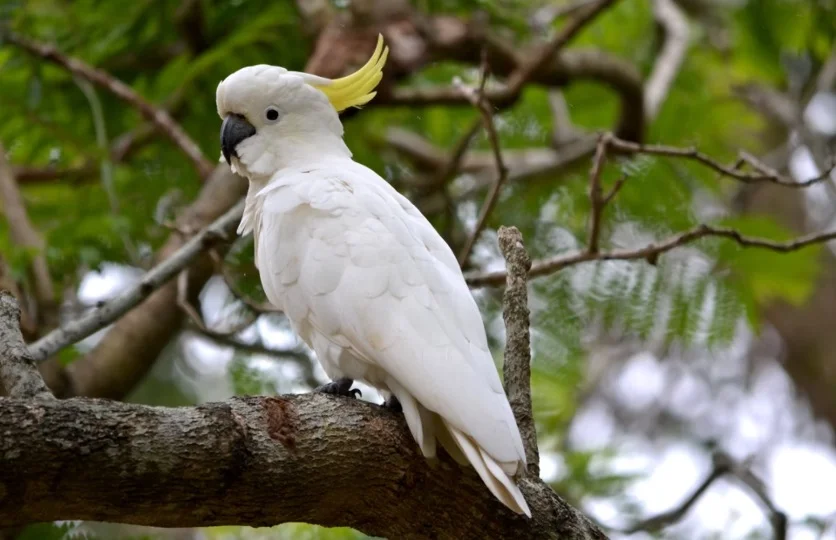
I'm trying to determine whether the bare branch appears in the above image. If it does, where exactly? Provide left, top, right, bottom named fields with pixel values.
left=607, top=135, right=835, bottom=187
left=457, top=58, right=512, bottom=266
left=467, top=223, right=836, bottom=287
left=2, top=32, right=214, bottom=179
left=644, top=0, right=690, bottom=120
left=27, top=200, right=245, bottom=362
left=502, top=0, right=619, bottom=98
left=586, top=135, right=610, bottom=253
left=725, top=456, right=788, bottom=540
left=497, top=227, right=539, bottom=477
left=0, top=145, right=56, bottom=325
left=0, top=292, right=52, bottom=399
left=619, top=458, right=728, bottom=534
left=0, top=395, right=606, bottom=539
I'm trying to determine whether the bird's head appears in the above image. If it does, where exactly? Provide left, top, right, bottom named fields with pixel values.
left=215, top=35, right=388, bottom=177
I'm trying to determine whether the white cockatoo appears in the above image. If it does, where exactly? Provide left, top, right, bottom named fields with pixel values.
left=216, top=36, right=531, bottom=517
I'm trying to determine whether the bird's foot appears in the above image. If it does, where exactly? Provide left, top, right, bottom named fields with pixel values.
left=315, top=377, right=361, bottom=399
left=382, top=395, right=402, bottom=412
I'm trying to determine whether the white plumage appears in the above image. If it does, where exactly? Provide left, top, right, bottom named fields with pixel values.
left=216, top=37, right=531, bottom=517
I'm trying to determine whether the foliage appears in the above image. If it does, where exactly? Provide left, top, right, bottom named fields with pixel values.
left=2, top=0, right=835, bottom=537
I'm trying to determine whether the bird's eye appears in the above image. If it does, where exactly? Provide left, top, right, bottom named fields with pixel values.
left=265, top=107, right=280, bottom=122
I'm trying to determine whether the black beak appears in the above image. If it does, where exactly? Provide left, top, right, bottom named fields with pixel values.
left=220, top=114, right=256, bottom=165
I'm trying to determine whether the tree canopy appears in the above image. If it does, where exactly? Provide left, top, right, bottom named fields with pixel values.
left=1, top=0, right=835, bottom=538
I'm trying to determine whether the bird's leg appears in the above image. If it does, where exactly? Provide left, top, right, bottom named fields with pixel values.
left=315, top=377, right=361, bottom=399
left=382, top=395, right=402, bottom=412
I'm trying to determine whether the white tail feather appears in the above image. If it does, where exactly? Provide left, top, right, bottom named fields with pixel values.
left=446, top=422, right=532, bottom=517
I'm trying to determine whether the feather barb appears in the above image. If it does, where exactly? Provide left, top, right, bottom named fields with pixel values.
left=311, top=34, right=388, bottom=112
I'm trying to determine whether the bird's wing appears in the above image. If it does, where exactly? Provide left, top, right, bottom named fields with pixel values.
left=254, top=164, right=526, bottom=466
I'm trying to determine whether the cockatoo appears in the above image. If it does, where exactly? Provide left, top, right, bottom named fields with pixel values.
left=216, top=35, right=531, bottom=517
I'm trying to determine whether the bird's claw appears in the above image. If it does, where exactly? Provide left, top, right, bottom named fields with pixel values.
left=315, top=378, right=361, bottom=399
left=382, top=395, right=402, bottom=412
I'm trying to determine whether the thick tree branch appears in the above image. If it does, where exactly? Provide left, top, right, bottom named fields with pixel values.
left=28, top=200, right=244, bottom=363
left=498, top=227, right=539, bottom=477
left=0, top=395, right=605, bottom=540
left=0, top=145, right=56, bottom=325
left=2, top=32, right=214, bottom=179
left=0, top=292, right=52, bottom=399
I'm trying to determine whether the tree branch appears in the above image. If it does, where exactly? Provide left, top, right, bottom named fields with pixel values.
left=644, top=0, right=690, bottom=120
left=607, top=136, right=835, bottom=187
left=28, top=200, right=245, bottom=363
left=467, top=222, right=836, bottom=287
left=2, top=32, right=214, bottom=179
left=0, top=145, right=56, bottom=325
left=0, top=292, right=52, bottom=399
left=0, top=395, right=606, bottom=539
left=498, top=227, right=539, bottom=477
left=619, top=455, right=728, bottom=534
left=457, top=56, right=511, bottom=266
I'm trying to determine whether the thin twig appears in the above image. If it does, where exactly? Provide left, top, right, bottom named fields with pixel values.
left=467, top=222, right=836, bottom=287
left=497, top=226, right=539, bottom=476
left=177, top=268, right=260, bottom=336
left=503, top=0, right=619, bottom=97
left=725, top=457, right=788, bottom=540
left=586, top=135, right=610, bottom=253
left=619, top=466, right=726, bottom=533
left=209, top=249, right=281, bottom=314
left=457, top=56, right=511, bottom=266
left=27, top=200, right=245, bottom=362
left=420, top=117, right=484, bottom=193
left=607, top=135, right=835, bottom=187
left=0, top=292, right=53, bottom=399
left=3, top=32, right=214, bottom=179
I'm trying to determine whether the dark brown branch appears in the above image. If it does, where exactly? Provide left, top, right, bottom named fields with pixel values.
left=586, top=135, right=610, bottom=253
left=0, top=145, right=56, bottom=326
left=497, top=227, right=539, bottom=477
left=619, top=457, right=728, bottom=534
left=501, top=0, right=619, bottom=99
left=457, top=57, right=511, bottom=266
left=467, top=223, right=836, bottom=287
left=0, top=395, right=606, bottom=539
left=607, top=136, right=835, bottom=187
left=2, top=32, right=214, bottom=179
left=0, top=292, right=52, bottom=399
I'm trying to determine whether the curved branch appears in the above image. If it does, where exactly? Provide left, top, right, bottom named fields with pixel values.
left=2, top=32, right=214, bottom=179
left=27, top=200, right=244, bottom=363
left=0, top=395, right=605, bottom=540
left=644, top=0, right=690, bottom=120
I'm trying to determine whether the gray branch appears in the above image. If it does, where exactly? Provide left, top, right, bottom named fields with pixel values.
left=0, top=292, right=52, bottom=399
left=0, top=394, right=606, bottom=539
left=27, top=200, right=245, bottom=362
left=498, top=226, right=540, bottom=477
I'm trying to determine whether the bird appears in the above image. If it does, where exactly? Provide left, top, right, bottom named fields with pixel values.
left=215, top=35, right=531, bottom=517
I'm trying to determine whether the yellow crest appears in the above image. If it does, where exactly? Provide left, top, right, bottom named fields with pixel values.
left=311, top=34, right=389, bottom=112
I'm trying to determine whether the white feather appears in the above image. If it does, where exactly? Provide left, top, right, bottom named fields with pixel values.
left=250, top=157, right=531, bottom=517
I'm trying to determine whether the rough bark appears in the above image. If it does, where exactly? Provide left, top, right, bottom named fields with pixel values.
left=498, top=227, right=539, bottom=477
left=0, top=394, right=606, bottom=540
left=0, top=293, right=52, bottom=399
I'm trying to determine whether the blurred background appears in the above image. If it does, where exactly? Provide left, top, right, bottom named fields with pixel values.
left=1, top=0, right=836, bottom=538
